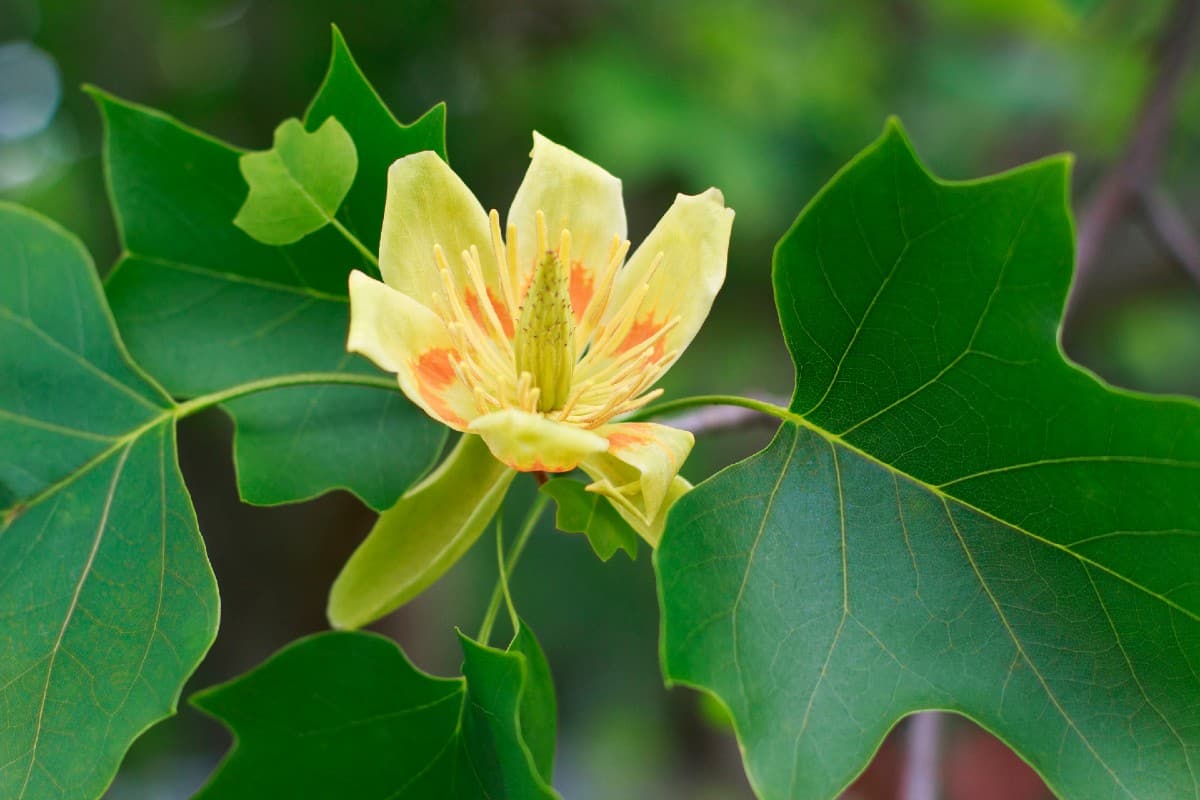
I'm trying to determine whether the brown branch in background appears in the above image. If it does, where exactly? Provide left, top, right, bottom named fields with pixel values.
left=901, top=712, right=944, bottom=800
left=1139, top=185, right=1200, bottom=284
left=1070, top=0, right=1200, bottom=315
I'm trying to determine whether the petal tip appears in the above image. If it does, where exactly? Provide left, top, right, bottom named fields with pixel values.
left=387, top=149, right=444, bottom=175
left=527, top=131, right=621, bottom=190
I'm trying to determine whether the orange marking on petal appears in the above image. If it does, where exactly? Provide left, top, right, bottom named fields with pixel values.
left=488, top=287, right=515, bottom=338
left=616, top=314, right=667, bottom=360
left=569, top=261, right=594, bottom=323
left=606, top=423, right=655, bottom=452
left=519, top=257, right=537, bottom=304
left=498, top=456, right=577, bottom=473
left=414, top=348, right=467, bottom=428
left=529, top=459, right=576, bottom=473
left=463, top=287, right=487, bottom=330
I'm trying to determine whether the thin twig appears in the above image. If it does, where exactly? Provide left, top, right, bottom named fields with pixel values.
left=1070, top=0, right=1200, bottom=312
left=901, top=711, right=943, bottom=800
left=1139, top=185, right=1200, bottom=284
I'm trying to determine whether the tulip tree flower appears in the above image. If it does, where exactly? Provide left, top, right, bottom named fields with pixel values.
left=330, top=133, right=732, bottom=629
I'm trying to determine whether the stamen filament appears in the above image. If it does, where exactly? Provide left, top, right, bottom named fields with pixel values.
left=461, top=246, right=515, bottom=359
left=506, top=223, right=522, bottom=302
left=577, top=236, right=631, bottom=344
left=489, top=210, right=519, bottom=318
left=588, top=281, right=650, bottom=360
left=536, top=209, right=549, bottom=256
left=577, top=315, right=680, bottom=383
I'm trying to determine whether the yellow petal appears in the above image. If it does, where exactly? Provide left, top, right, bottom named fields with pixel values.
left=507, top=133, right=626, bottom=317
left=605, top=475, right=691, bottom=548
left=378, top=151, right=496, bottom=310
left=347, top=270, right=479, bottom=430
left=579, top=422, right=694, bottom=545
left=468, top=408, right=609, bottom=472
left=592, top=189, right=733, bottom=376
left=328, top=434, right=516, bottom=629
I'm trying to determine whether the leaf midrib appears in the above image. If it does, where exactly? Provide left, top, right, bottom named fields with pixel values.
left=18, top=440, right=132, bottom=799
left=3, top=371, right=398, bottom=526
left=727, top=421, right=1170, bottom=800
left=116, top=252, right=348, bottom=303
left=778, top=405, right=1200, bottom=625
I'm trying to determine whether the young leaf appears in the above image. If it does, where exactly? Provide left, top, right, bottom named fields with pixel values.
left=233, top=117, right=358, bottom=246
left=0, top=204, right=218, bottom=800
left=541, top=477, right=639, bottom=561
left=656, top=121, right=1200, bottom=799
left=306, top=26, right=447, bottom=247
left=328, top=435, right=515, bottom=630
left=192, top=625, right=558, bottom=799
left=92, top=28, right=448, bottom=512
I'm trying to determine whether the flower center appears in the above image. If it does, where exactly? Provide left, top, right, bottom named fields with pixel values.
left=429, top=207, right=681, bottom=427
left=515, top=247, right=575, bottom=412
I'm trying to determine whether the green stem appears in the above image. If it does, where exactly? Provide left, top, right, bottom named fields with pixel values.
left=329, top=216, right=381, bottom=272
left=477, top=492, right=552, bottom=644
left=628, top=394, right=795, bottom=424
left=173, top=371, right=397, bottom=420
left=4, top=371, right=401, bottom=523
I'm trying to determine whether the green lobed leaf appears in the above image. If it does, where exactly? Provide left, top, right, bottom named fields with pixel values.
left=233, top=117, right=358, bottom=246
left=541, top=477, right=639, bottom=561
left=328, top=435, right=516, bottom=630
left=0, top=203, right=218, bottom=800
left=657, top=121, right=1200, bottom=799
left=94, top=27, right=447, bottom=512
left=192, top=624, right=558, bottom=799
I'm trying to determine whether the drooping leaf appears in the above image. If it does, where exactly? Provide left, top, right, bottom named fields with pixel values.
left=657, top=121, right=1200, bottom=799
left=328, top=435, right=516, bottom=630
left=541, top=477, right=639, bottom=561
left=93, top=27, right=448, bottom=512
left=192, top=624, right=558, bottom=799
left=233, top=117, right=358, bottom=246
left=0, top=203, right=218, bottom=800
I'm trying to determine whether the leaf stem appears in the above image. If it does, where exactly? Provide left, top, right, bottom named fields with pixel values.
left=329, top=216, right=382, bottom=272
left=4, top=371, right=400, bottom=525
left=173, top=371, right=397, bottom=420
left=629, top=394, right=794, bottom=425
left=477, top=492, right=552, bottom=644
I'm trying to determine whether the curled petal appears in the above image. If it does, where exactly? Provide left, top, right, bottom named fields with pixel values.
left=586, top=189, right=733, bottom=380
left=328, top=434, right=516, bottom=629
left=468, top=408, right=609, bottom=472
left=580, top=422, right=695, bottom=545
left=347, top=270, right=479, bottom=430
left=507, top=133, right=626, bottom=315
left=378, top=151, right=497, bottom=311
left=607, top=476, right=691, bottom=548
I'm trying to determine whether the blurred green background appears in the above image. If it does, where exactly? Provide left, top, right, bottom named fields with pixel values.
left=3, top=0, right=1199, bottom=797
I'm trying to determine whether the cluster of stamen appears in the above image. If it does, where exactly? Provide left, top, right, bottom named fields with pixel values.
left=431, top=209, right=681, bottom=428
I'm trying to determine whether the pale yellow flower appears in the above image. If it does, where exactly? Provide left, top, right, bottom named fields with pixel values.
left=347, top=133, right=733, bottom=544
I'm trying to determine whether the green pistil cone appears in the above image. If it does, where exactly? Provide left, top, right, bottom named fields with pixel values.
left=516, top=250, right=575, bottom=411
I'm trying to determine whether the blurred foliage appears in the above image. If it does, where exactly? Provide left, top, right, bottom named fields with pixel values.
left=3, top=0, right=1199, bottom=798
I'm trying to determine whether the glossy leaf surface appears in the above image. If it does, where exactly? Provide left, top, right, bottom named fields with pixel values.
left=0, top=204, right=218, bottom=800
left=95, top=28, right=446, bottom=511
left=657, top=122, right=1200, bottom=799
left=193, top=625, right=557, bottom=798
